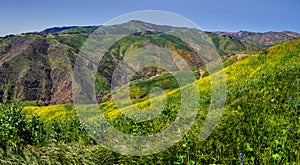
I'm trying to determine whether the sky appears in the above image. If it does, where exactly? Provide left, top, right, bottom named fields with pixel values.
left=0, top=0, right=299, bottom=36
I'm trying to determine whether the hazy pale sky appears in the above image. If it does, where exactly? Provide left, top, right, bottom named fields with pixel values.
left=0, top=0, right=299, bottom=36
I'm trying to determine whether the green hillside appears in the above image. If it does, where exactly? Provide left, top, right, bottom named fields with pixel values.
left=1, top=38, right=298, bottom=164
left=0, top=28, right=205, bottom=104
left=206, top=32, right=254, bottom=55
left=1, top=21, right=297, bottom=105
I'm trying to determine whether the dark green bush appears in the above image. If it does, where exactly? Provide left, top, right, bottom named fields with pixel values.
left=0, top=102, right=45, bottom=150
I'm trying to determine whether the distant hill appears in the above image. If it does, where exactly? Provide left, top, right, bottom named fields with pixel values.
left=0, top=20, right=299, bottom=104
left=45, top=20, right=176, bottom=35
left=213, top=31, right=300, bottom=47
left=41, top=26, right=99, bottom=34
left=0, top=21, right=202, bottom=104
left=40, top=21, right=300, bottom=54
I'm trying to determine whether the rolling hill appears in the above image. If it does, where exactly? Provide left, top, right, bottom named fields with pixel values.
left=19, top=37, right=300, bottom=164
left=0, top=21, right=299, bottom=105
left=0, top=21, right=300, bottom=164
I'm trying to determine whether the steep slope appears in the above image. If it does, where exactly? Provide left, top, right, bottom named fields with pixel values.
left=1, top=21, right=299, bottom=105
left=0, top=34, right=76, bottom=104
left=0, top=35, right=51, bottom=103
left=96, top=38, right=300, bottom=120
left=79, top=31, right=205, bottom=102
left=206, top=32, right=255, bottom=55
left=22, top=38, right=300, bottom=164
left=95, top=38, right=300, bottom=162
left=0, top=23, right=205, bottom=104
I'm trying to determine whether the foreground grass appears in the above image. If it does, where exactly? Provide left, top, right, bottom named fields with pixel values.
left=1, top=39, right=300, bottom=164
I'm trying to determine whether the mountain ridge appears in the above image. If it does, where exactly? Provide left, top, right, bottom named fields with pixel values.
left=37, top=21, right=300, bottom=50
left=0, top=20, right=299, bottom=105
left=40, top=25, right=100, bottom=34
left=213, top=30, right=300, bottom=47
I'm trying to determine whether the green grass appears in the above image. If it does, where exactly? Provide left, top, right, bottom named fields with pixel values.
left=1, top=39, right=300, bottom=164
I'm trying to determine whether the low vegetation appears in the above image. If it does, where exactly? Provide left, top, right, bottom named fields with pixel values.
left=1, top=38, right=299, bottom=164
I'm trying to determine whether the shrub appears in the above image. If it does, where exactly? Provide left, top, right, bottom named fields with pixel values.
left=0, top=102, right=45, bottom=151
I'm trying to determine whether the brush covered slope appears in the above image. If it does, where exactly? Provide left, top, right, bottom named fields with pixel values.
left=16, top=38, right=300, bottom=164
left=1, top=21, right=299, bottom=105
left=0, top=22, right=196, bottom=104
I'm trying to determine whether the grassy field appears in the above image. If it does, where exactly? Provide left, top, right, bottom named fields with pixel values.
left=1, top=39, right=300, bottom=164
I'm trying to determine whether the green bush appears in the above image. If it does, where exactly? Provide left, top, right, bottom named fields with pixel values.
left=0, top=102, right=45, bottom=150
left=44, top=116, right=95, bottom=145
